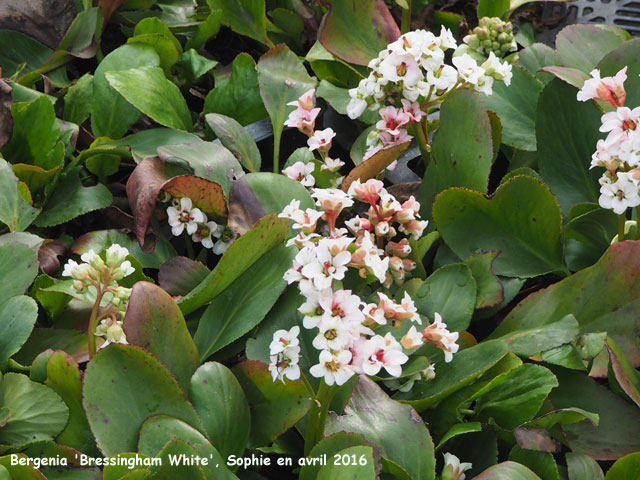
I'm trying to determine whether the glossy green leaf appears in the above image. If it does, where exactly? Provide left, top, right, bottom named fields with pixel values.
left=106, top=66, right=192, bottom=131
left=34, top=168, right=113, bottom=227
left=555, top=24, right=625, bottom=73
left=208, top=0, right=270, bottom=45
left=537, top=79, right=602, bottom=215
left=566, top=453, right=604, bottom=480
left=301, top=433, right=373, bottom=480
left=463, top=251, right=504, bottom=309
left=0, top=296, right=37, bottom=371
left=123, top=282, right=199, bottom=391
left=194, top=243, right=295, bottom=360
left=127, top=34, right=180, bottom=75
left=0, top=373, right=69, bottom=447
left=394, top=339, right=508, bottom=410
left=482, top=66, right=543, bottom=151
left=413, top=263, right=476, bottom=331
left=509, top=447, right=559, bottom=480
left=478, top=0, right=510, bottom=18
left=317, top=446, right=377, bottom=479
left=256, top=44, right=317, bottom=167
left=0, top=241, right=38, bottom=305
left=516, top=43, right=556, bottom=85
left=134, top=17, right=182, bottom=53
left=307, top=43, right=366, bottom=90
left=91, top=43, right=160, bottom=139
left=64, top=74, right=94, bottom=125
left=435, top=422, right=483, bottom=450
left=549, top=366, right=640, bottom=460
left=44, top=351, right=97, bottom=455
left=178, top=214, right=290, bottom=315
left=189, top=362, right=250, bottom=460
left=151, top=438, right=206, bottom=479
left=185, top=9, right=223, bottom=51
left=474, top=461, right=541, bottom=480
left=233, top=360, right=311, bottom=447
left=491, top=241, right=640, bottom=375
left=83, top=344, right=204, bottom=456
left=433, top=176, right=566, bottom=278
left=102, top=128, right=201, bottom=161
left=317, top=0, right=400, bottom=66
left=137, top=415, right=208, bottom=456
left=203, top=53, right=267, bottom=126
left=564, top=207, right=618, bottom=271
left=326, top=375, right=435, bottom=480
left=497, top=314, right=579, bottom=357
left=205, top=113, right=261, bottom=172
left=0, top=30, right=55, bottom=79
left=0, top=453, right=47, bottom=479
left=606, top=336, right=640, bottom=409
left=525, top=407, right=599, bottom=431
left=420, top=89, right=493, bottom=220
left=315, top=80, right=377, bottom=124
left=540, top=66, right=590, bottom=89
left=0, top=160, right=40, bottom=231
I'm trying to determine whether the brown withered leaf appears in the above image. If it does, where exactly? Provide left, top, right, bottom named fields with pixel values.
left=341, top=142, right=410, bottom=192
left=514, top=427, right=561, bottom=453
left=0, top=79, right=12, bottom=150
left=158, top=256, right=210, bottom=297
left=227, top=176, right=266, bottom=236
left=37, top=240, right=67, bottom=275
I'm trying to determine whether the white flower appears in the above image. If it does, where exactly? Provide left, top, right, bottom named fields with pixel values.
left=401, top=325, right=424, bottom=349
left=378, top=53, right=423, bottom=86
left=599, top=171, right=640, bottom=214
left=313, top=315, right=351, bottom=350
left=166, top=197, right=206, bottom=236
left=308, top=128, right=336, bottom=152
left=481, top=52, right=513, bottom=86
left=355, top=333, right=408, bottom=377
left=577, top=67, right=627, bottom=106
left=96, top=320, right=128, bottom=349
left=321, top=157, right=345, bottom=172
left=269, top=346, right=301, bottom=383
left=269, top=326, right=300, bottom=355
left=600, top=106, right=640, bottom=143
left=442, top=453, right=472, bottom=480
left=62, top=259, right=90, bottom=280
left=452, top=54, right=484, bottom=86
left=317, top=289, right=365, bottom=325
left=347, top=92, right=368, bottom=120
left=81, top=249, right=106, bottom=271
left=192, top=221, right=219, bottom=249
left=422, top=312, right=459, bottom=362
left=105, top=244, right=130, bottom=268
left=111, top=260, right=135, bottom=281
left=283, top=161, right=315, bottom=187
left=309, top=349, right=354, bottom=386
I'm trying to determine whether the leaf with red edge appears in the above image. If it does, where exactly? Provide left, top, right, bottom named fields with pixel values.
left=162, top=175, right=227, bottom=219
left=123, top=282, right=199, bottom=392
left=473, top=461, right=542, bottom=479
left=318, top=0, right=400, bottom=66
left=341, top=142, right=409, bottom=192
left=98, top=0, right=128, bottom=29
left=606, top=336, right=640, bottom=409
left=539, top=66, right=590, bottom=89
left=158, top=257, right=210, bottom=297
left=233, top=360, right=311, bottom=447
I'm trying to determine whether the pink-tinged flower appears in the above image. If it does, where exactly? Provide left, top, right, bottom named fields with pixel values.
left=284, top=107, right=321, bottom=135
left=422, top=313, right=459, bottom=362
left=318, top=289, right=364, bottom=324
left=311, top=188, right=354, bottom=232
left=377, top=129, right=413, bottom=149
left=308, top=128, right=336, bottom=153
left=363, top=303, right=387, bottom=325
left=298, top=288, right=330, bottom=329
left=283, top=161, right=316, bottom=187
left=309, top=349, right=355, bottom=386
left=304, top=242, right=352, bottom=290
left=166, top=197, right=206, bottom=236
left=378, top=53, right=423, bottom=86
left=284, top=246, right=317, bottom=284
left=351, top=232, right=389, bottom=283
left=313, top=315, right=352, bottom=350
left=599, top=171, right=640, bottom=214
left=376, top=106, right=412, bottom=135
left=318, top=236, right=353, bottom=256
left=577, top=67, right=627, bottom=107
left=192, top=220, right=219, bottom=249
left=290, top=209, right=324, bottom=234
left=378, top=193, right=403, bottom=217
left=287, top=88, right=316, bottom=111
left=321, top=157, right=345, bottom=172
left=399, top=219, right=429, bottom=240
left=401, top=99, right=426, bottom=122
left=442, top=453, right=472, bottom=480
left=386, top=239, right=411, bottom=257
left=348, top=178, right=387, bottom=205
left=269, top=326, right=300, bottom=355
left=278, top=199, right=301, bottom=220
left=353, top=333, right=408, bottom=377
left=600, top=106, right=640, bottom=142
left=401, top=326, right=424, bottom=349
left=345, top=216, right=371, bottom=236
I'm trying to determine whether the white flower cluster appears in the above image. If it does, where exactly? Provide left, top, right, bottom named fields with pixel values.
left=577, top=67, right=640, bottom=214
left=268, top=179, right=459, bottom=386
left=347, top=28, right=512, bottom=162
left=283, top=89, right=345, bottom=188
left=166, top=197, right=234, bottom=254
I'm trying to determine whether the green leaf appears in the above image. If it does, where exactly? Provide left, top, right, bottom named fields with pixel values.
left=475, top=364, right=558, bottom=429
left=326, top=375, right=435, bottom=480
left=137, top=415, right=208, bottom=456
left=317, top=446, right=377, bottom=479
left=564, top=207, right=618, bottom=271
left=233, top=360, right=311, bottom=447
left=0, top=373, right=69, bottom=447
left=394, top=339, right=508, bottom=410
left=567, top=453, right=604, bottom=480
left=0, top=29, right=55, bottom=78
left=478, top=0, right=510, bottom=19
left=194, top=244, right=295, bottom=360
left=481, top=66, right=543, bottom=151
left=44, top=351, right=98, bottom=455
left=205, top=113, right=261, bottom=172
left=83, top=344, right=204, bottom=456
left=509, top=447, right=559, bottom=480
left=158, top=257, right=210, bottom=297
left=463, top=251, right=504, bottom=309
left=189, top=362, right=250, bottom=460
left=0, top=296, right=37, bottom=371
left=127, top=34, right=180, bottom=76
left=433, top=175, right=566, bottom=278
left=91, top=43, right=161, bottom=139
left=516, top=43, right=556, bottom=85
left=0, top=242, right=38, bottom=305
left=151, top=438, right=207, bottom=479
left=490, top=241, right=640, bottom=376
left=307, top=43, right=366, bottom=90
left=301, top=433, right=373, bottom=480
left=539, top=66, right=590, bottom=89
left=133, top=17, right=182, bottom=54
left=474, top=461, right=541, bottom=480
left=435, top=422, right=483, bottom=450
left=315, top=80, right=377, bottom=124
left=317, top=0, right=400, bottom=66
left=105, top=66, right=192, bottom=131
left=185, top=10, right=223, bottom=51
left=2, top=96, right=60, bottom=168
left=525, top=407, right=599, bottom=430
left=208, top=0, right=270, bottom=46
left=178, top=214, right=290, bottom=315
left=0, top=454, right=47, bottom=479
left=174, top=49, right=218, bottom=84
left=34, top=168, right=112, bottom=227
left=123, top=282, right=199, bottom=392
left=555, top=24, right=625, bottom=73
left=256, top=44, right=317, bottom=168
left=549, top=366, right=640, bottom=460
left=606, top=336, right=640, bottom=409
left=420, top=89, right=493, bottom=220
left=497, top=314, right=579, bottom=357
left=101, top=128, right=202, bottom=161
left=0, top=160, right=40, bottom=231
left=203, top=53, right=267, bottom=126
left=537, top=78, right=602, bottom=215
left=414, top=263, right=477, bottom=331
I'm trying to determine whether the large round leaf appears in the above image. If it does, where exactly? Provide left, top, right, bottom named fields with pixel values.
left=137, top=415, right=209, bottom=457
left=0, top=240, right=38, bottom=305
left=83, top=344, right=204, bottom=456
left=433, top=176, right=566, bottom=278
left=0, top=296, right=37, bottom=370
left=473, top=461, right=541, bottom=480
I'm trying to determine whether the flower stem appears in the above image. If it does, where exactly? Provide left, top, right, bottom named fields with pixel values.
left=411, top=121, right=430, bottom=168
left=636, top=207, right=640, bottom=240
left=88, top=289, right=106, bottom=359
left=300, top=373, right=316, bottom=401
left=619, top=213, right=626, bottom=242
left=304, top=379, right=337, bottom=455
left=400, top=0, right=412, bottom=34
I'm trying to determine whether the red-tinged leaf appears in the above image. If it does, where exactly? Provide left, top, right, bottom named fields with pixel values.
left=158, top=256, right=210, bottom=297
left=123, top=282, right=199, bottom=392
left=539, top=66, right=590, bottom=89
left=606, top=336, right=640, bottom=409
left=341, top=142, right=409, bottom=192
left=0, top=78, right=12, bottom=149
left=318, top=0, right=400, bottom=66
left=162, top=175, right=228, bottom=219
left=99, top=0, right=128, bottom=29
left=37, top=240, right=67, bottom=276
left=473, top=461, right=542, bottom=479
left=514, top=428, right=560, bottom=453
